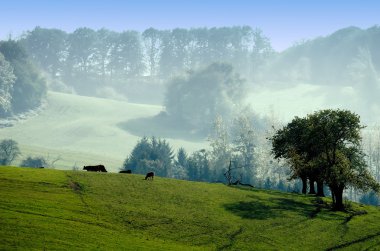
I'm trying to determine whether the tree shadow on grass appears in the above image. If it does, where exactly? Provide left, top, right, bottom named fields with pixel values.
left=118, top=112, right=206, bottom=142
left=224, top=196, right=317, bottom=220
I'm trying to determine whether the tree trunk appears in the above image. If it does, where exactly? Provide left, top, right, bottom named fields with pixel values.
left=301, top=177, right=307, bottom=194
left=333, top=187, right=344, bottom=211
left=309, top=178, right=316, bottom=194
left=316, top=180, right=325, bottom=197
left=330, top=186, right=335, bottom=205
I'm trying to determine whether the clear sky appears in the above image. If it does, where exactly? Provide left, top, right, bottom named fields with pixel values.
left=0, top=0, right=379, bottom=51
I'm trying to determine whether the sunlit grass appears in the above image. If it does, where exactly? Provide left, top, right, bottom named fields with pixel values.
left=1, top=166, right=380, bottom=250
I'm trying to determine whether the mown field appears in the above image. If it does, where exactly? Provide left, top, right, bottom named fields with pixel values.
left=1, top=166, right=380, bottom=250
left=0, top=92, right=207, bottom=172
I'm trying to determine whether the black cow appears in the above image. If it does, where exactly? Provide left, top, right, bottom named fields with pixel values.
left=83, top=165, right=107, bottom=172
left=119, top=170, right=132, bottom=174
left=145, top=171, right=154, bottom=180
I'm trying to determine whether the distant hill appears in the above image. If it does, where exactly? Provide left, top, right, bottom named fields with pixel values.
left=1, top=166, right=380, bottom=250
left=0, top=92, right=207, bottom=171
left=264, top=26, right=380, bottom=88
left=257, top=26, right=380, bottom=123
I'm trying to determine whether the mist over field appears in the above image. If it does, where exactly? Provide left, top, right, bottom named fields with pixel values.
left=0, top=22, right=379, bottom=209
left=1, top=25, right=380, bottom=170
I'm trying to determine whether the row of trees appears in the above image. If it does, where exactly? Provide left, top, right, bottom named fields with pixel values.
left=123, top=110, right=281, bottom=186
left=122, top=109, right=380, bottom=211
left=270, top=109, right=380, bottom=210
left=0, top=40, right=46, bottom=117
left=19, top=26, right=273, bottom=94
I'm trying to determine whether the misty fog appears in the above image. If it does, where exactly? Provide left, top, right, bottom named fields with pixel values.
left=1, top=25, right=380, bottom=196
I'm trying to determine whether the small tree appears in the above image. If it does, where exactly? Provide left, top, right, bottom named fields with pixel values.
left=20, top=156, right=47, bottom=168
left=0, top=139, right=20, bottom=165
left=123, top=136, right=174, bottom=177
left=172, top=147, right=189, bottom=179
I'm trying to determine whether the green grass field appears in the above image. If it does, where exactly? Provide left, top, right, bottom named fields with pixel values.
left=0, top=92, right=208, bottom=172
left=1, top=166, right=380, bottom=250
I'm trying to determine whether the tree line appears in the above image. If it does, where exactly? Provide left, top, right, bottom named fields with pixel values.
left=18, top=26, right=273, bottom=95
left=122, top=109, right=380, bottom=211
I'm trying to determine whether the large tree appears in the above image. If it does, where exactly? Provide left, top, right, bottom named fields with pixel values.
left=164, top=63, right=246, bottom=133
left=271, top=116, right=317, bottom=195
left=308, top=109, right=379, bottom=210
left=271, top=109, right=379, bottom=210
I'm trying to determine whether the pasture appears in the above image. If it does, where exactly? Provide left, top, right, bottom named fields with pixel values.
left=0, top=92, right=208, bottom=172
left=1, top=166, right=380, bottom=250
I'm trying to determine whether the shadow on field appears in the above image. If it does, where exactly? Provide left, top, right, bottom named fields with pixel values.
left=118, top=112, right=206, bottom=141
left=224, top=196, right=316, bottom=220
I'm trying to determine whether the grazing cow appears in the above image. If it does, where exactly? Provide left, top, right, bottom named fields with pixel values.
left=83, top=165, right=107, bottom=172
left=145, top=171, right=154, bottom=180
left=119, top=170, right=132, bottom=174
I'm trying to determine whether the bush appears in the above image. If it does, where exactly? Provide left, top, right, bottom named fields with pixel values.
left=20, top=156, right=47, bottom=168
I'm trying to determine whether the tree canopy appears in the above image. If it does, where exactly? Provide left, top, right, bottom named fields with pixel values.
left=271, top=109, right=379, bottom=210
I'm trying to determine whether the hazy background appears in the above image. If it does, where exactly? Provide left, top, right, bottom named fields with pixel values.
left=0, top=0, right=379, bottom=186
left=1, top=0, right=379, bottom=52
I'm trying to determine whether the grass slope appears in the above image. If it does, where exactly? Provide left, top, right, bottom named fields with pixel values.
left=0, top=92, right=207, bottom=171
left=2, top=166, right=380, bottom=250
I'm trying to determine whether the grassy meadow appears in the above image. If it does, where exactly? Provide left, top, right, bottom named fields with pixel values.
left=0, top=92, right=208, bottom=172
left=1, top=166, right=380, bottom=250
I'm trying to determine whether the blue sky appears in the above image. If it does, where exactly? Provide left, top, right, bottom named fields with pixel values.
left=0, top=0, right=379, bottom=51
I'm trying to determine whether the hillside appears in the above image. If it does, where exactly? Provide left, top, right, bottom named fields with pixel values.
left=257, top=26, right=380, bottom=124
left=0, top=92, right=208, bottom=171
left=2, top=166, right=380, bottom=250
left=264, top=26, right=380, bottom=86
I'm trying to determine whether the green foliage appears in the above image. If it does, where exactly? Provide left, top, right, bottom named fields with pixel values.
left=123, top=136, right=174, bottom=176
left=271, top=109, right=380, bottom=210
left=0, top=139, right=20, bottom=165
left=187, top=149, right=211, bottom=181
left=2, top=166, right=380, bottom=250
